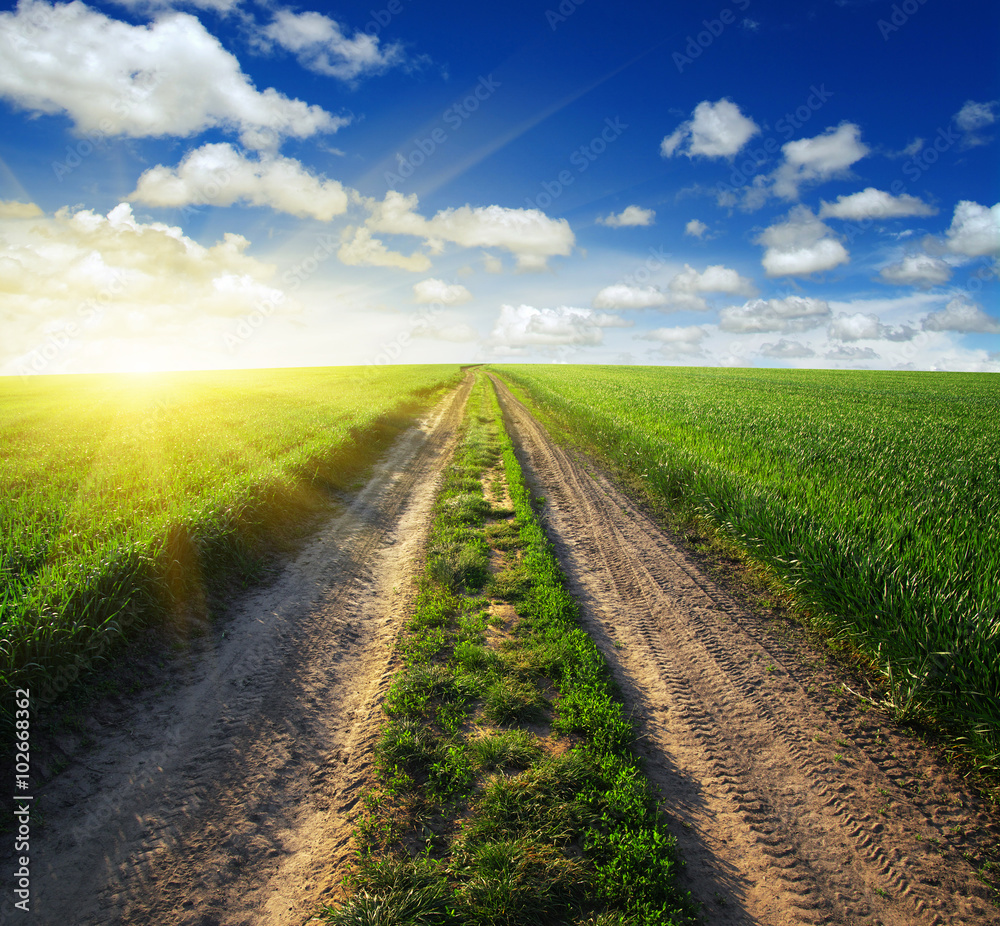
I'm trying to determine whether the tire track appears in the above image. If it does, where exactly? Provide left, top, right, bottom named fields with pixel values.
left=492, top=373, right=997, bottom=926
left=20, top=375, right=472, bottom=926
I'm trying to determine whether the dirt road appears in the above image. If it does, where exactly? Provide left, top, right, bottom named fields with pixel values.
left=492, top=374, right=998, bottom=926
left=17, top=376, right=470, bottom=926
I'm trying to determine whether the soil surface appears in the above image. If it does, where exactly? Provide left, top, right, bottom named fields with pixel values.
left=12, top=376, right=471, bottom=926
left=492, top=373, right=999, bottom=926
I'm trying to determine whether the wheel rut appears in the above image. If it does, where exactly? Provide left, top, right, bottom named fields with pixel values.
left=491, top=373, right=997, bottom=926
left=15, top=376, right=472, bottom=926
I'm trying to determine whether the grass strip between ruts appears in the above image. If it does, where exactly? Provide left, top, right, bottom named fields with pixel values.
left=321, top=372, right=695, bottom=926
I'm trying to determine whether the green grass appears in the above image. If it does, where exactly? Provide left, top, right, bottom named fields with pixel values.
left=326, top=373, right=693, bottom=926
left=490, top=364, right=1000, bottom=770
left=0, top=365, right=461, bottom=701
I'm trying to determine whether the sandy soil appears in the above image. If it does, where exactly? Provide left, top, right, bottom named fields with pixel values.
left=492, top=373, right=998, bottom=926
left=13, top=376, right=471, bottom=926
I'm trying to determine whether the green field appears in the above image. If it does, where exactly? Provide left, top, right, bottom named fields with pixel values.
left=491, top=365, right=1000, bottom=766
left=0, top=365, right=461, bottom=698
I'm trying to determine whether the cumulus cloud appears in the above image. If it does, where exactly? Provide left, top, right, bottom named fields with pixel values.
left=941, top=201, right=1000, bottom=259
left=262, top=9, right=404, bottom=82
left=337, top=226, right=431, bottom=272
left=955, top=100, right=998, bottom=132
left=0, top=201, right=288, bottom=369
left=828, top=312, right=883, bottom=341
left=826, top=345, right=879, bottom=361
left=954, top=100, right=997, bottom=147
left=110, top=0, right=241, bottom=10
left=827, top=312, right=917, bottom=342
left=593, top=285, right=668, bottom=310
left=593, top=263, right=756, bottom=312
left=131, top=143, right=349, bottom=219
left=490, top=304, right=629, bottom=349
left=772, top=123, right=869, bottom=200
left=671, top=263, right=757, bottom=298
left=756, top=206, right=849, bottom=277
left=640, top=325, right=709, bottom=359
left=878, top=254, right=952, bottom=288
left=719, top=295, right=831, bottom=333
left=759, top=339, right=816, bottom=359
left=413, top=278, right=472, bottom=305
left=598, top=205, right=655, bottom=227
left=0, top=200, right=43, bottom=219
left=0, top=1, right=344, bottom=149
left=684, top=219, right=709, bottom=238
left=818, top=188, right=936, bottom=220
left=921, top=298, right=1000, bottom=333
left=660, top=99, right=759, bottom=159
left=358, top=191, right=574, bottom=271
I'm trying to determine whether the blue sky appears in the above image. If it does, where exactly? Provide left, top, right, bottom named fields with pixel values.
left=1, top=0, right=998, bottom=374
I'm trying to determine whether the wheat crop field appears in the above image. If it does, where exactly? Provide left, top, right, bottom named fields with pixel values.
left=0, top=365, right=462, bottom=696
left=493, top=364, right=1000, bottom=766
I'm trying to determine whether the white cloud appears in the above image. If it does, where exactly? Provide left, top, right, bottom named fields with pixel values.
left=262, top=9, right=404, bottom=82
left=640, top=325, right=709, bottom=359
left=733, top=127, right=871, bottom=211
left=593, top=285, right=668, bottom=310
left=827, top=312, right=917, bottom=342
left=0, top=1, right=344, bottom=149
left=828, top=312, right=883, bottom=341
left=759, top=339, right=816, bottom=359
left=598, top=205, right=655, bottom=227
left=131, top=143, right=349, bottom=220
left=670, top=263, right=757, bottom=298
left=954, top=100, right=998, bottom=146
left=826, top=345, right=879, bottom=361
left=772, top=123, right=869, bottom=200
left=337, top=226, right=431, bottom=272
left=878, top=254, right=952, bottom=288
left=818, top=188, right=936, bottom=220
left=0, top=200, right=43, bottom=219
left=719, top=295, right=831, bottom=333
left=110, top=0, right=241, bottom=11
left=642, top=324, right=708, bottom=345
left=0, top=201, right=289, bottom=370
left=593, top=263, right=755, bottom=312
left=359, top=191, right=574, bottom=271
left=490, top=304, right=629, bottom=349
left=413, top=278, right=472, bottom=305
left=955, top=100, right=997, bottom=132
left=756, top=206, right=849, bottom=277
left=921, top=298, right=1000, bottom=333
left=660, top=99, right=759, bottom=159
left=684, top=219, right=709, bottom=238
left=941, top=201, right=1000, bottom=259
